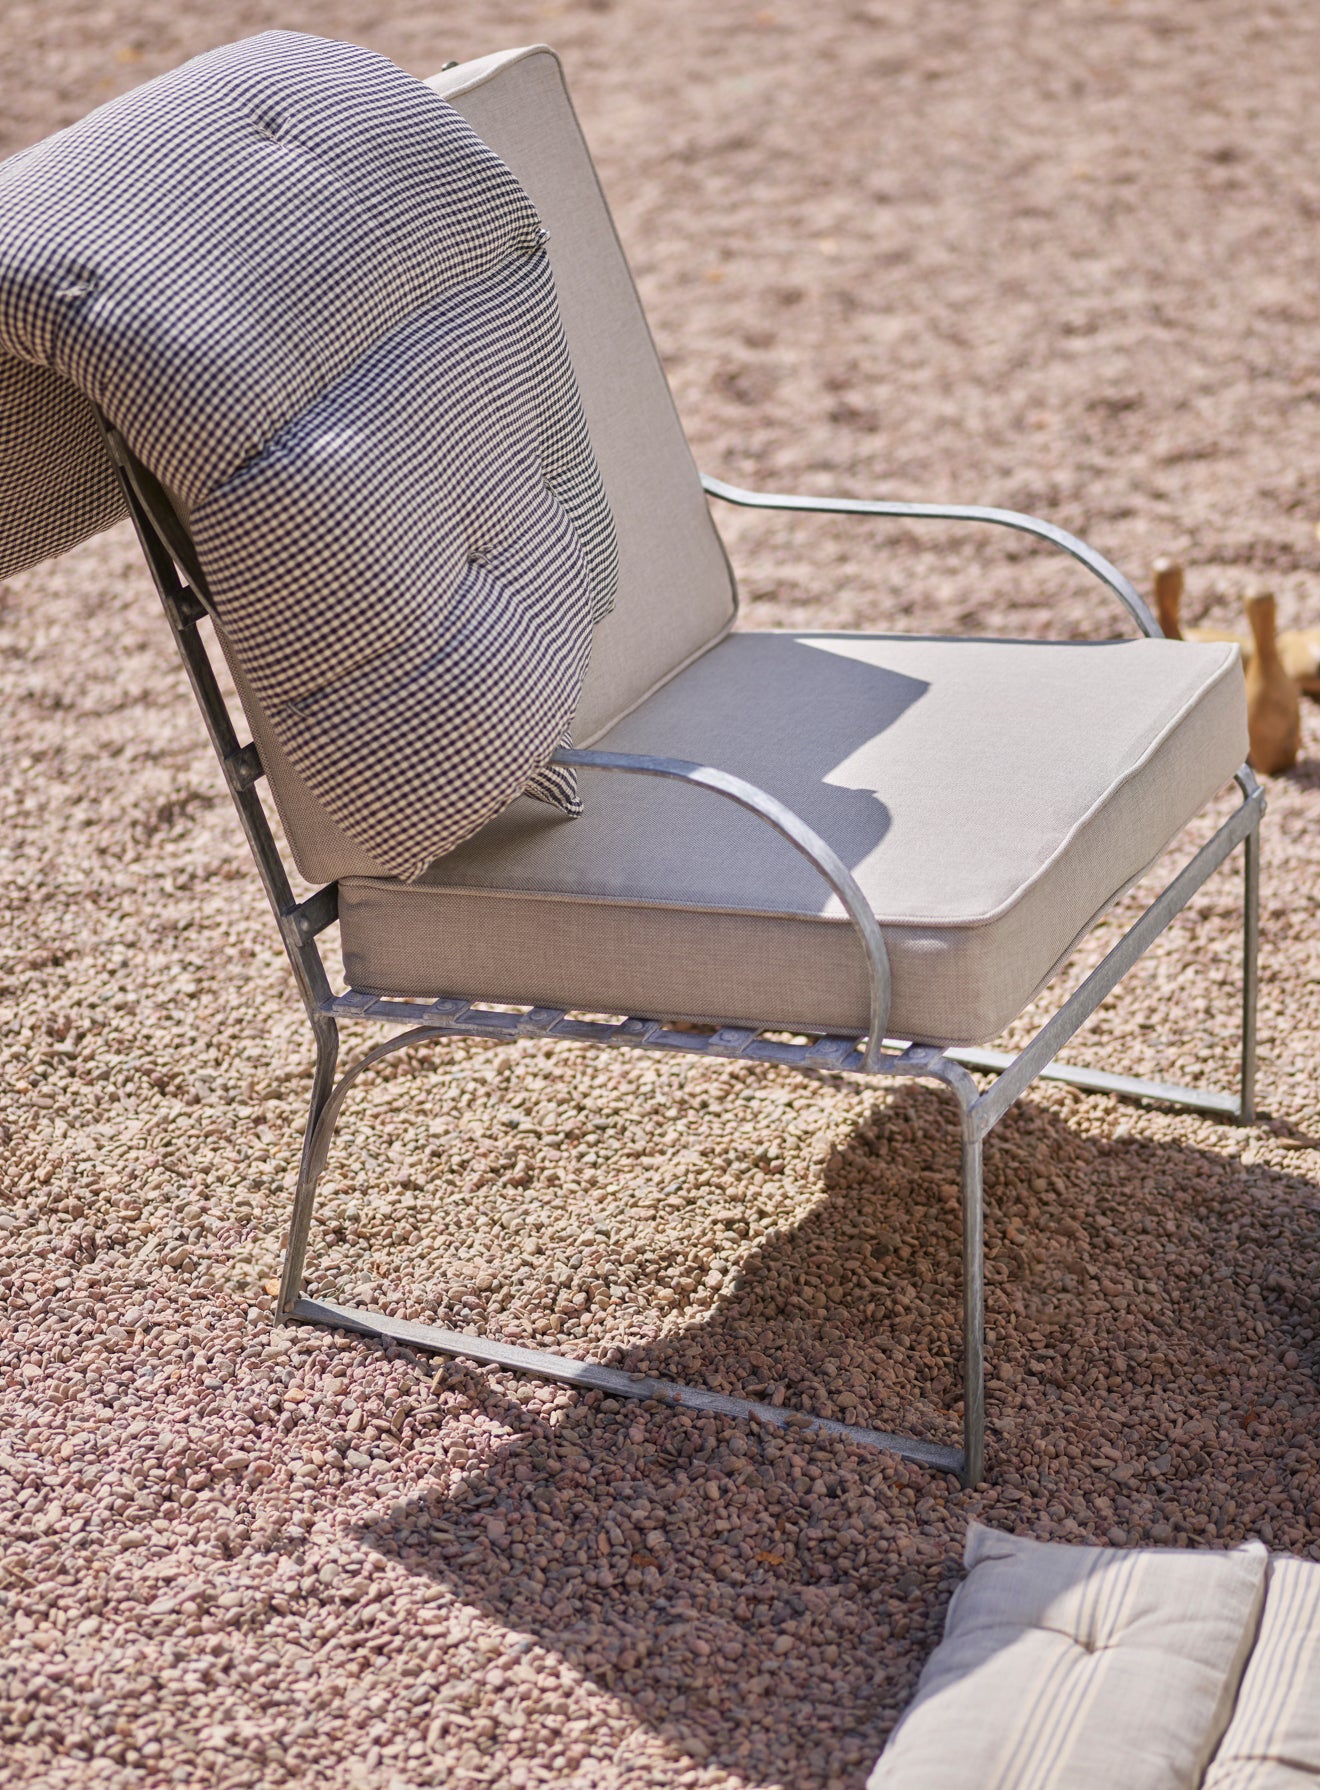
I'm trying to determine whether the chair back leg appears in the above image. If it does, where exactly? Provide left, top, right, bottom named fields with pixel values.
left=1240, top=820, right=1260, bottom=1124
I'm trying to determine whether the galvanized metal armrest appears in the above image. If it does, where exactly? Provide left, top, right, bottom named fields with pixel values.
left=701, top=473, right=1161, bottom=638
left=552, top=746, right=891, bottom=1068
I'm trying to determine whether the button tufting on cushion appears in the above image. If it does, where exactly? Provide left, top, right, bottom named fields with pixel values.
left=0, top=30, right=618, bottom=876
left=869, top=1524, right=1268, bottom=1790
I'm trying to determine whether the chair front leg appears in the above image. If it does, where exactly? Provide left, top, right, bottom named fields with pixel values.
left=277, top=1012, right=339, bottom=1317
left=961, top=1128, right=986, bottom=1488
left=1240, top=817, right=1260, bottom=1125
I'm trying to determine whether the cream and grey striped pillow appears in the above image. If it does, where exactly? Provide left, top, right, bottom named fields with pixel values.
left=869, top=1524, right=1268, bottom=1790
left=1202, top=1554, right=1320, bottom=1789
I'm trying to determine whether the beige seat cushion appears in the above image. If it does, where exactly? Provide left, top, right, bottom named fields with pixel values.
left=247, top=44, right=737, bottom=885
left=1202, top=1555, right=1320, bottom=1789
left=868, top=1524, right=1268, bottom=1790
left=337, top=631, right=1245, bottom=1046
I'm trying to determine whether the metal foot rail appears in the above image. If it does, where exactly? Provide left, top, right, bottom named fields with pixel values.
left=277, top=1018, right=982, bottom=1478
left=294, top=1297, right=963, bottom=1474
left=943, top=1049, right=1242, bottom=1118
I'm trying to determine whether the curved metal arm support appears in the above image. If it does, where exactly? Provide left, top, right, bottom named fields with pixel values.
left=701, top=473, right=1161, bottom=638
left=1235, top=763, right=1263, bottom=803
left=553, top=746, right=891, bottom=1070
left=308, top=1027, right=452, bottom=1191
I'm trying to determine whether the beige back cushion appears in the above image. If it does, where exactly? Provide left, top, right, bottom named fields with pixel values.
left=230, top=43, right=735, bottom=885
left=432, top=48, right=736, bottom=742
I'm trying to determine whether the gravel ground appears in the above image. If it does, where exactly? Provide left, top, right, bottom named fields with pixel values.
left=4, top=3, right=1320, bottom=1787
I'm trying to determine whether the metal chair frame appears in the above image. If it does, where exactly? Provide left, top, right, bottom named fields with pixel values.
left=102, top=423, right=1263, bottom=1486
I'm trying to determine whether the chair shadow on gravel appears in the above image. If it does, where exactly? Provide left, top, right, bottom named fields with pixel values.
left=355, top=1084, right=1320, bottom=1789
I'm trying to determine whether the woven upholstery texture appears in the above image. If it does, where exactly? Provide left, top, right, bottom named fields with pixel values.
left=338, top=631, right=1246, bottom=1046
left=869, top=1525, right=1269, bottom=1790
left=0, top=31, right=618, bottom=876
left=220, top=43, right=739, bottom=885
left=430, top=48, right=738, bottom=747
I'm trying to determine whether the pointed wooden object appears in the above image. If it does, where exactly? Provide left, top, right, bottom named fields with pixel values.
left=1278, top=626, right=1320, bottom=696
left=1152, top=558, right=1251, bottom=655
left=1244, top=591, right=1301, bottom=773
left=1153, top=557, right=1185, bottom=639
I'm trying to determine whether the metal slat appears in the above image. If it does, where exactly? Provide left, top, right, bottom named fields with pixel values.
left=292, top=1298, right=964, bottom=1475
left=321, top=993, right=875, bottom=1075
left=222, top=741, right=264, bottom=793
left=945, top=1047, right=1241, bottom=1117
left=283, top=884, right=339, bottom=946
left=169, top=585, right=208, bottom=629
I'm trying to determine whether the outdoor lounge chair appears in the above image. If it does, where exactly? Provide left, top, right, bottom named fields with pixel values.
left=0, top=34, right=1262, bottom=1487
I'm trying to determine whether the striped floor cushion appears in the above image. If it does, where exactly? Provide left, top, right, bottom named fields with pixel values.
left=869, top=1524, right=1270, bottom=1790
left=1202, top=1554, right=1320, bottom=1789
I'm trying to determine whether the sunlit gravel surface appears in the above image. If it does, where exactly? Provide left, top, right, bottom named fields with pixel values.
left=3, top=3, right=1320, bottom=1787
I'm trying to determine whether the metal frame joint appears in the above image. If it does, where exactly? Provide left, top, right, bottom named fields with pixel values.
left=224, top=740, right=264, bottom=794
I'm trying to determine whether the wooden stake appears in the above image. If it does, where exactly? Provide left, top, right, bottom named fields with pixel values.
left=1244, top=591, right=1301, bottom=774
left=1152, top=557, right=1184, bottom=639
left=1151, top=557, right=1251, bottom=654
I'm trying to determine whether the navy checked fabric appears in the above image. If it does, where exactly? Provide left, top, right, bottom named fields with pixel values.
left=0, top=31, right=618, bottom=876
left=0, top=357, right=127, bottom=572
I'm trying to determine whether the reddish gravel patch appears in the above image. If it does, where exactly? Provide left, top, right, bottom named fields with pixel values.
left=3, top=4, right=1320, bottom=1789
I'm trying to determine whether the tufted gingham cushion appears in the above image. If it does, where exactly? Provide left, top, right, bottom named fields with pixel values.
left=0, top=31, right=617, bottom=877
left=208, top=42, right=741, bottom=887
left=0, top=356, right=126, bottom=573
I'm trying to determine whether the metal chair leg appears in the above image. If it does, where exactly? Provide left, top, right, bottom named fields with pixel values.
left=961, top=1129, right=986, bottom=1488
left=276, top=1021, right=469, bottom=1318
left=272, top=1020, right=969, bottom=1475
left=277, top=1013, right=339, bottom=1317
left=1240, top=819, right=1260, bottom=1124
